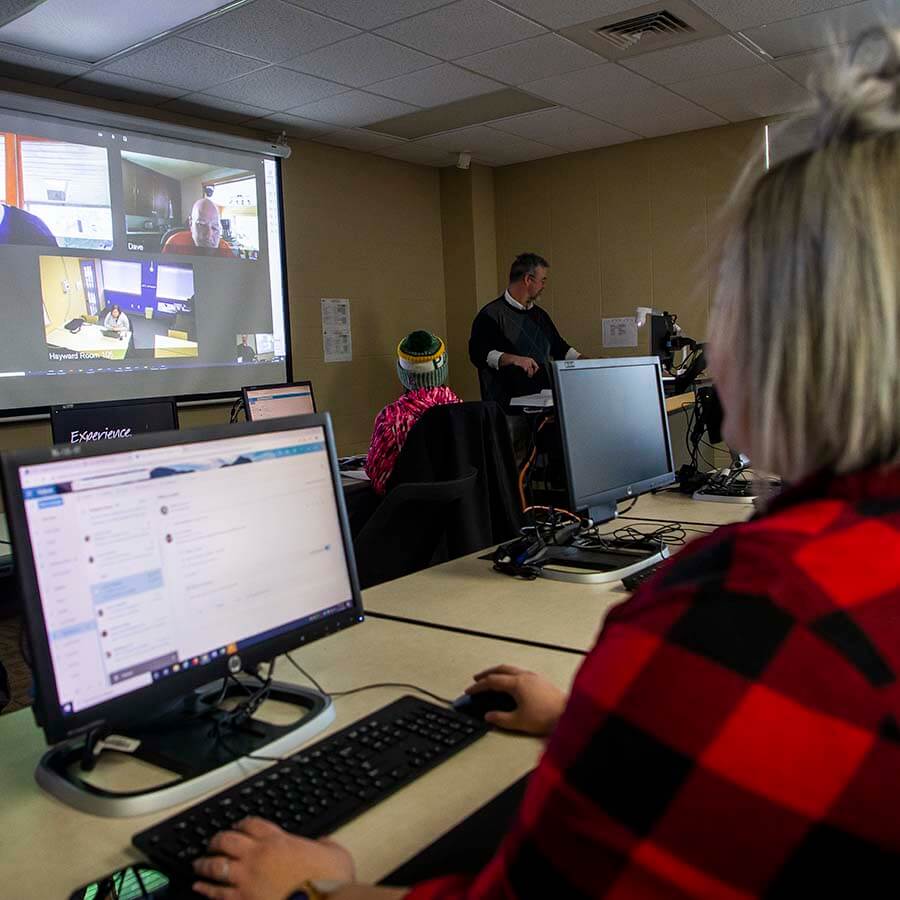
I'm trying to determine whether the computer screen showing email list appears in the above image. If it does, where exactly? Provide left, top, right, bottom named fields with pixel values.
left=247, top=387, right=315, bottom=420
left=20, top=428, right=353, bottom=715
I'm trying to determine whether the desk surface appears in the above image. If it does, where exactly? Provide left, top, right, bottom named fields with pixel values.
left=46, top=323, right=132, bottom=359
left=620, top=489, right=756, bottom=527
left=0, top=617, right=581, bottom=895
left=364, top=495, right=753, bottom=654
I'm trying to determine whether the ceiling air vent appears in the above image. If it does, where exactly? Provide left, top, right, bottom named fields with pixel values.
left=594, top=10, right=693, bottom=52
left=560, top=0, right=724, bottom=61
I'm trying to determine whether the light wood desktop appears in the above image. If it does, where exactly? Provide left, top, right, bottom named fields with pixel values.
left=153, top=333, right=199, bottom=358
left=46, top=323, right=132, bottom=360
left=365, top=495, right=752, bottom=654
left=0, top=617, right=582, bottom=896
left=618, top=487, right=758, bottom=526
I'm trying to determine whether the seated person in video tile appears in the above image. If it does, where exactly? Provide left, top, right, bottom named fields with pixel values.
left=162, top=198, right=234, bottom=258
left=103, top=304, right=131, bottom=334
left=235, top=335, right=257, bottom=363
left=0, top=203, right=58, bottom=247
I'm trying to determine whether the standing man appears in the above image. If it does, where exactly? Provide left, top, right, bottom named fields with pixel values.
left=469, top=252, right=581, bottom=405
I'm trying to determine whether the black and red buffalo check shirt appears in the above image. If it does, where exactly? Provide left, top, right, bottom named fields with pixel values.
left=407, top=465, right=900, bottom=898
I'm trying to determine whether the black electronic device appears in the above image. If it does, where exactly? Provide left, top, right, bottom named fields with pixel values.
left=522, top=357, right=676, bottom=584
left=50, top=396, right=179, bottom=445
left=649, top=312, right=696, bottom=374
left=242, top=380, right=317, bottom=421
left=2, top=413, right=363, bottom=816
left=133, top=696, right=487, bottom=882
left=452, top=690, right=517, bottom=721
left=622, top=559, right=666, bottom=591
left=69, top=864, right=184, bottom=899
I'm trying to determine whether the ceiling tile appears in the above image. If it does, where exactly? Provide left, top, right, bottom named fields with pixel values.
left=775, top=45, right=846, bottom=87
left=281, top=33, right=437, bottom=87
left=0, top=44, right=88, bottom=84
left=375, top=142, right=458, bottom=166
left=369, top=63, right=502, bottom=106
left=287, top=91, right=418, bottom=126
left=376, top=0, right=546, bottom=61
left=621, top=35, right=764, bottom=84
left=493, top=0, right=652, bottom=29
left=489, top=106, right=637, bottom=151
left=68, top=71, right=189, bottom=105
left=245, top=112, right=334, bottom=137
left=420, top=124, right=558, bottom=165
left=285, top=0, right=453, bottom=30
left=161, top=93, right=273, bottom=124
left=691, top=0, right=859, bottom=31
left=104, top=37, right=263, bottom=92
left=670, top=64, right=814, bottom=121
left=313, top=127, right=405, bottom=152
left=202, top=65, right=347, bottom=110
left=181, top=0, right=358, bottom=64
left=458, top=33, right=605, bottom=85
left=524, top=63, right=725, bottom=137
left=740, top=1, right=896, bottom=59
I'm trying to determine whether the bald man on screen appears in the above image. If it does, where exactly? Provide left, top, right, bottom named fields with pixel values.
left=162, top=198, right=234, bottom=258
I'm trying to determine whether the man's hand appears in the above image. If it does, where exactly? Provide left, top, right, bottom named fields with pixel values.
left=193, top=817, right=354, bottom=900
left=499, top=353, right=539, bottom=377
left=466, top=665, right=566, bottom=736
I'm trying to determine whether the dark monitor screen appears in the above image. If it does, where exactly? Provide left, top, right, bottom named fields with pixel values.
left=243, top=381, right=316, bottom=421
left=551, top=357, right=675, bottom=520
left=50, top=397, right=179, bottom=445
left=2, top=414, right=362, bottom=745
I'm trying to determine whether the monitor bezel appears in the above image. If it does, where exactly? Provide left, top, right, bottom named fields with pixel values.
left=49, top=396, right=180, bottom=444
left=242, top=380, right=317, bottom=420
left=551, top=356, right=676, bottom=516
left=1, top=413, right=363, bottom=746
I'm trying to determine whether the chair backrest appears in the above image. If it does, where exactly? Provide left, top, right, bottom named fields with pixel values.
left=353, top=468, right=477, bottom=589
left=160, top=227, right=189, bottom=250
left=386, top=401, right=523, bottom=557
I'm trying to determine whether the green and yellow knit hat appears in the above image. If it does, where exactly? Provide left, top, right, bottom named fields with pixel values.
left=396, top=330, right=448, bottom=390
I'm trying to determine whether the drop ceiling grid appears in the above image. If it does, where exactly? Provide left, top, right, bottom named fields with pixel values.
left=0, top=0, right=889, bottom=165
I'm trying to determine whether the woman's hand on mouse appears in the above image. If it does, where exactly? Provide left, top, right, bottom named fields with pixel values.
left=467, top=665, right=566, bottom=736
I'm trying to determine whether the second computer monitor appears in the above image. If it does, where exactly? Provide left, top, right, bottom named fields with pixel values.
left=50, top=397, right=179, bottom=445
left=551, top=357, right=675, bottom=523
left=243, top=381, right=316, bottom=422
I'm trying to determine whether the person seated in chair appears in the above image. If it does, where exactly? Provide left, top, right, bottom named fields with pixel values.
left=364, top=330, right=461, bottom=495
left=162, top=198, right=234, bottom=258
left=102, top=304, right=130, bottom=335
left=193, top=29, right=900, bottom=900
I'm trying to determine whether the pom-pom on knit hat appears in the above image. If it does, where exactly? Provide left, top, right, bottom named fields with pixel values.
left=396, top=330, right=448, bottom=390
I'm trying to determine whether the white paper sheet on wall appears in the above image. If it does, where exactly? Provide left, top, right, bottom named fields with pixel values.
left=602, top=316, right=638, bottom=348
left=322, top=298, right=352, bottom=362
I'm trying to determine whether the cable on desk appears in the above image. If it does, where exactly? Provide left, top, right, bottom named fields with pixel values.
left=285, top=653, right=452, bottom=706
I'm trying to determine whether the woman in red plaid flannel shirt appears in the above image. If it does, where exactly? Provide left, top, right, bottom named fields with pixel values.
left=195, top=27, right=900, bottom=900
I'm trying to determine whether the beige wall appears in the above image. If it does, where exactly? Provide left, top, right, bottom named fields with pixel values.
left=492, top=120, right=764, bottom=358
left=283, top=140, right=446, bottom=454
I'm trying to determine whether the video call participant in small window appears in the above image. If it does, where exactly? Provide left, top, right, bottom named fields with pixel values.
left=103, top=304, right=131, bottom=334
left=0, top=203, right=58, bottom=247
left=235, top=335, right=256, bottom=363
left=162, top=198, right=234, bottom=258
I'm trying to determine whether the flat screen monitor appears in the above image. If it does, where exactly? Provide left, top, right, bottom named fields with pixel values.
left=551, top=357, right=675, bottom=522
left=0, top=99, right=290, bottom=416
left=2, top=414, right=362, bottom=747
left=50, top=397, right=179, bottom=445
left=243, top=381, right=316, bottom=421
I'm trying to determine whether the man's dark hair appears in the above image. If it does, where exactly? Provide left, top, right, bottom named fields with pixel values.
left=509, top=252, right=549, bottom=284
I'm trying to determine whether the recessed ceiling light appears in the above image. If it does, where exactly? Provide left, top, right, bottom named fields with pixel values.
left=0, top=0, right=245, bottom=63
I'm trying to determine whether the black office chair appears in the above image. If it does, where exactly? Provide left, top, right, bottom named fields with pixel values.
left=353, top=468, right=477, bottom=589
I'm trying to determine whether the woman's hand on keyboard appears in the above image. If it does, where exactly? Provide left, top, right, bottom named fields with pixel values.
left=467, top=664, right=567, bottom=736
left=193, top=816, right=354, bottom=900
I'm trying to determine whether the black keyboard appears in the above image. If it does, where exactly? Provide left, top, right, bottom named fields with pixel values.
left=622, top=560, right=664, bottom=591
left=134, top=696, right=488, bottom=881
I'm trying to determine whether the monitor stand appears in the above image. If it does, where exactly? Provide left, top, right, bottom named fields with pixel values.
left=35, top=675, right=334, bottom=818
left=530, top=500, right=668, bottom=584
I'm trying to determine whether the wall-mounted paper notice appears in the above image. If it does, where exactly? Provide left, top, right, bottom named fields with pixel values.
left=602, top=316, right=638, bottom=348
left=322, top=298, right=352, bottom=362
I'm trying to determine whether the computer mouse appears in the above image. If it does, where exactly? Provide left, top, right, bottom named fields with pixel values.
left=452, top=689, right=518, bottom=721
